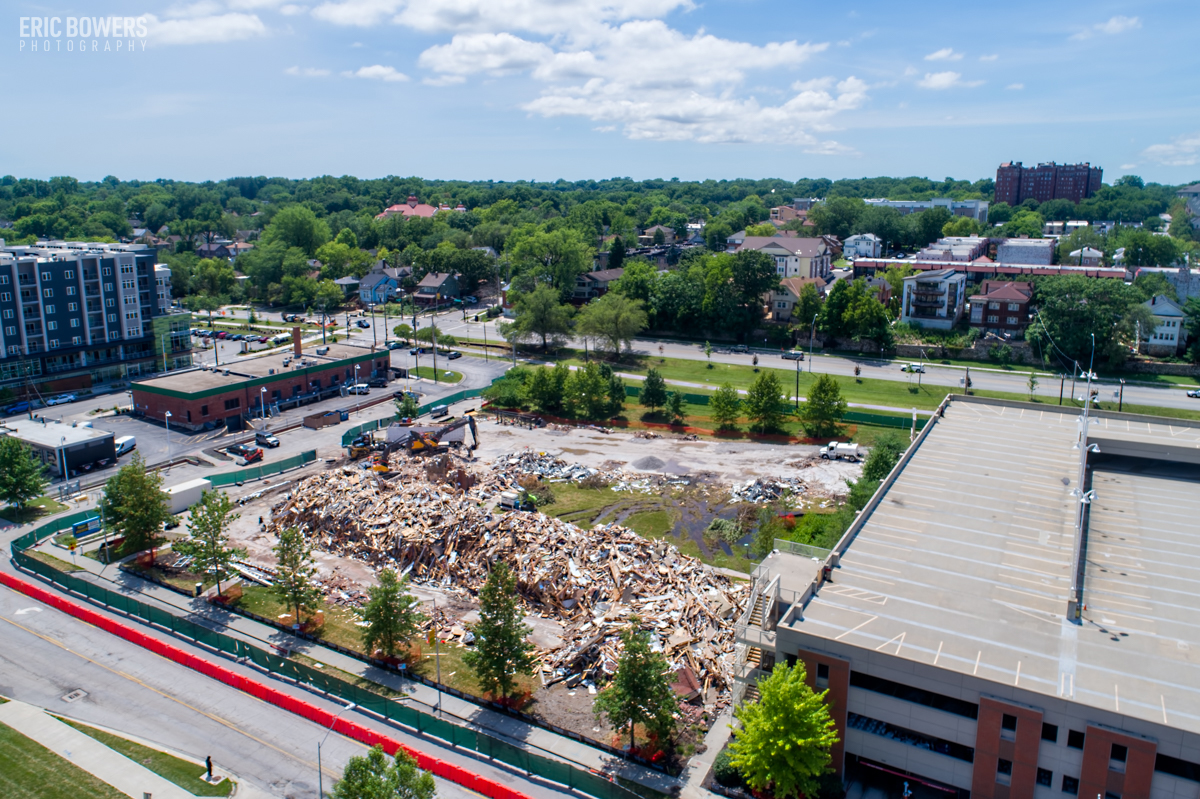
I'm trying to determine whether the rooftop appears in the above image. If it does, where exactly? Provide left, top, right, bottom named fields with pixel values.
left=133, top=342, right=378, bottom=395
left=1, top=419, right=114, bottom=448
left=782, top=397, right=1200, bottom=735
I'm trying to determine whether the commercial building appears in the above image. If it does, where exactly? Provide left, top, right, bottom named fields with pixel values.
left=996, top=238, right=1055, bottom=266
left=995, top=162, right=1103, bottom=206
left=900, top=269, right=966, bottom=330
left=736, top=237, right=832, bottom=279
left=130, top=342, right=389, bottom=432
left=735, top=396, right=1200, bottom=796
left=0, top=241, right=192, bottom=395
left=864, top=198, right=990, bottom=223
left=968, top=280, right=1033, bottom=335
left=0, top=418, right=116, bottom=478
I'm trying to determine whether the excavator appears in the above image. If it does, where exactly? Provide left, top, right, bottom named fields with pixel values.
left=405, top=414, right=479, bottom=455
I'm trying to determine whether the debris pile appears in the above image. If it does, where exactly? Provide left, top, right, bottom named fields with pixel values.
left=729, top=477, right=806, bottom=504
left=267, top=461, right=749, bottom=702
left=497, top=451, right=611, bottom=483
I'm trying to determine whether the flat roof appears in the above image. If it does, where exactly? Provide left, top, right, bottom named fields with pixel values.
left=133, top=342, right=381, bottom=396
left=784, top=398, right=1200, bottom=735
left=1, top=419, right=114, bottom=449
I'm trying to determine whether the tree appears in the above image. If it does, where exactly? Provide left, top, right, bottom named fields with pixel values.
left=743, top=371, right=786, bottom=434
left=844, top=291, right=893, bottom=353
left=331, top=746, right=436, bottom=799
left=576, top=292, right=648, bottom=355
left=262, top=205, right=330, bottom=257
left=594, top=620, right=679, bottom=751
left=729, top=661, right=838, bottom=799
left=799, top=374, right=847, bottom=439
left=608, top=237, right=626, bottom=271
left=0, top=438, right=47, bottom=512
left=565, top=362, right=614, bottom=419
left=1028, top=372, right=1040, bottom=400
left=185, top=293, right=221, bottom=327
left=640, top=369, right=668, bottom=412
left=704, top=340, right=714, bottom=368
left=272, top=526, right=322, bottom=626
left=794, top=283, right=823, bottom=332
left=526, top=366, right=567, bottom=413
left=666, top=392, right=686, bottom=425
left=392, top=323, right=414, bottom=343
left=745, top=223, right=777, bottom=237
left=463, top=563, right=536, bottom=700
left=1001, top=209, right=1045, bottom=239
left=395, top=393, right=420, bottom=419
left=174, top=490, right=245, bottom=596
left=710, top=383, right=742, bottom=430
left=861, top=432, right=906, bottom=483
left=361, top=569, right=425, bottom=660
left=508, top=284, right=575, bottom=350
left=809, top=197, right=865, bottom=240
left=1027, top=276, right=1156, bottom=366
left=99, top=454, right=171, bottom=555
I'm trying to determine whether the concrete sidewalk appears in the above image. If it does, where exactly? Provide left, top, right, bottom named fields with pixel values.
left=0, top=699, right=200, bottom=799
left=30, top=540, right=684, bottom=796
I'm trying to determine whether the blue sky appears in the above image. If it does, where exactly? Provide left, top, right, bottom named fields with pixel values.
left=8, top=0, right=1200, bottom=185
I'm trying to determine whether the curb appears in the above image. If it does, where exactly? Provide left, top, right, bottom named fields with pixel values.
left=0, top=571, right=534, bottom=799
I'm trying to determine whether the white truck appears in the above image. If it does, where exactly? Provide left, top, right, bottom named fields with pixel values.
left=819, top=442, right=863, bottom=462
left=164, top=478, right=213, bottom=514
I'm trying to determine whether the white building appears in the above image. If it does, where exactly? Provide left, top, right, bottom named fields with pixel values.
left=900, top=269, right=967, bottom=330
left=1142, top=294, right=1185, bottom=357
left=843, top=233, right=882, bottom=259
left=736, top=237, right=832, bottom=279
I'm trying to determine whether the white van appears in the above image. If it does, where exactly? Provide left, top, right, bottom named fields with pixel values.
left=114, top=435, right=137, bottom=456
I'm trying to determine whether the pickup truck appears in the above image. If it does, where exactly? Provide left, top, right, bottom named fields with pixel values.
left=819, top=442, right=862, bottom=462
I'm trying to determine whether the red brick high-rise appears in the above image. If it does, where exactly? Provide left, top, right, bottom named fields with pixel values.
left=995, top=161, right=1102, bottom=206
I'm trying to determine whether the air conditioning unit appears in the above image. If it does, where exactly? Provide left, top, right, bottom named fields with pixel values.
left=316, top=346, right=329, bottom=355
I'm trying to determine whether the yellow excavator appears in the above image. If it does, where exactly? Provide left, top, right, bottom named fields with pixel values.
left=406, top=414, right=478, bottom=454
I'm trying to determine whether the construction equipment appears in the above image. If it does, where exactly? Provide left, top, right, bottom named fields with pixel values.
left=406, top=414, right=478, bottom=455
left=348, top=432, right=374, bottom=459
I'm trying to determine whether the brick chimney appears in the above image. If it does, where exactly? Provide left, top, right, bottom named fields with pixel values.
left=292, top=326, right=302, bottom=356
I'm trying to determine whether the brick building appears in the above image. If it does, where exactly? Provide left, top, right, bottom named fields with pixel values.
left=131, top=342, right=388, bottom=432
left=968, top=280, right=1033, bottom=335
left=995, top=162, right=1103, bottom=206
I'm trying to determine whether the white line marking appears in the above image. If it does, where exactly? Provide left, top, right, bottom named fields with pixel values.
left=876, top=632, right=905, bottom=654
left=1162, top=695, right=1169, bottom=724
left=1015, top=661, right=1021, bottom=686
left=974, top=651, right=982, bottom=675
left=933, top=641, right=943, bottom=666
left=1068, top=673, right=1073, bottom=698
left=1115, top=684, right=1120, bottom=712
left=834, top=615, right=878, bottom=641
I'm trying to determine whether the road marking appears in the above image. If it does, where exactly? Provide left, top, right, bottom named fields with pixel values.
left=834, top=615, right=877, bottom=641
left=1014, top=661, right=1021, bottom=686
left=875, top=632, right=904, bottom=654
left=14, top=607, right=42, bottom=615
left=973, top=651, right=982, bottom=675
left=1115, top=683, right=1120, bottom=712
left=933, top=641, right=943, bottom=666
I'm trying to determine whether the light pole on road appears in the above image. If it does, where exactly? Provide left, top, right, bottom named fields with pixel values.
left=317, top=702, right=357, bottom=799
left=164, top=411, right=172, bottom=470
left=808, top=314, right=818, bottom=373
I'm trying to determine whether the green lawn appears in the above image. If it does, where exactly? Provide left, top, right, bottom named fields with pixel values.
left=24, top=550, right=84, bottom=573
left=59, top=720, right=232, bottom=797
left=0, top=496, right=69, bottom=524
left=232, top=585, right=365, bottom=653
left=0, top=722, right=127, bottom=799
left=409, top=366, right=463, bottom=384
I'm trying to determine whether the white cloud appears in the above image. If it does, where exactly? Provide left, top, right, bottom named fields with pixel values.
left=311, top=0, right=402, bottom=26
left=924, top=47, right=962, bottom=61
left=979, top=54, right=998, bottom=61
left=144, top=12, right=267, bottom=45
left=343, top=64, right=409, bottom=81
left=1142, top=131, right=1200, bottom=166
left=285, top=65, right=330, bottom=76
left=279, top=4, right=307, bottom=15
left=1120, top=163, right=1138, bottom=170
left=917, top=71, right=982, bottom=90
left=1070, top=15, right=1140, bottom=40
left=418, top=33, right=555, bottom=77
left=310, top=0, right=693, bottom=33
left=1006, top=83, right=1024, bottom=90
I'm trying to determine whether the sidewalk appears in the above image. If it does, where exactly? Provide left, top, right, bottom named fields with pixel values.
left=29, top=540, right=685, bottom=797
left=0, top=699, right=199, bottom=799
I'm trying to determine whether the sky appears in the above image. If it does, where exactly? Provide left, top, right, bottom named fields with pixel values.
left=7, top=0, right=1200, bottom=186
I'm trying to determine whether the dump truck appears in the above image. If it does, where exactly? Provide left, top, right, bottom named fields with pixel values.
left=819, top=442, right=862, bottom=462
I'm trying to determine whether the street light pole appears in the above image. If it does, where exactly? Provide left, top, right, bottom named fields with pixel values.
left=369, top=303, right=377, bottom=348
left=316, top=702, right=357, bottom=799
left=260, top=387, right=267, bottom=426
left=431, top=293, right=439, bottom=385
left=164, top=411, right=172, bottom=470
left=794, top=355, right=800, bottom=410
left=354, top=365, right=360, bottom=416
left=808, top=314, right=818, bottom=373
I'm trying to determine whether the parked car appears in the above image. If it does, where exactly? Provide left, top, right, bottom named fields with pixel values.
left=463, top=295, right=478, bottom=304
left=410, top=347, right=425, bottom=356
left=901, top=363, right=926, bottom=373
left=387, top=341, right=405, bottom=350
left=226, top=443, right=264, bottom=463
left=1188, top=389, right=1200, bottom=399
left=355, top=320, right=371, bottom=329
left=255, top=431, right=281, bottom=448
left=2, top=401, right=31, bottom=415
left=730, top=344, right=749, bottom=354
left=347, top=384, right=370, bottom=395
left=446, top=351, right=463, bottom=360
left=367, top=376, right=388, bottom=388
left=217, top=331, right=228, bottom=339
left=45, top=393, right=76, bottom=406
left=781, top=350, right=804, bottom=361
left=393, top=390, right=420, bottom=401
left=430, top=404, right=449, bottom=418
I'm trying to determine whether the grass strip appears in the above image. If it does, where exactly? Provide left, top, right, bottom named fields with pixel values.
left=0, top=721, right=127, bottom=799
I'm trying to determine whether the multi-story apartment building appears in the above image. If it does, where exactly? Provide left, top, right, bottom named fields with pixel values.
left=736, top=237, right=832, bottom=279
left=995, top=162, right=1103, bottom=206
left=0, top=241, right=192, bottom=395
left=900, top=269, right=967, bottom=330
left=734, top=397, right=1200, bottom=796
left=863, top=198, right=990, bottom=222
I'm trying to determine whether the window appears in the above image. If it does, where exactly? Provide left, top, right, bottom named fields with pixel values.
left=0, top=275, right=7, bottom=284
left=105, top=283, right=113, bottom=291
left=201, top=405, right=209, bottom=416
left=43, top=288, right=52, bottom=298
left=989, top=301, right=1000, bottom=309
left=1067, top=729, right=1085, bottom=749
left=988, top=314, right=999, bottom=323
left=40, top=271, right=51, bottom=281
left=4, top=326, right=14, bottom=336
left=1002, top=714, right=1017, bottom=731
left=1037, top=768, right=1053, bottom=787
left=1041, top=722, right=1058, bottom=743
left=1155, top=752, right=1200, bottom=780
left=0, top=292, right=9, bottom=301
left=47, top=320, right=57, bottom=331
left=848, top=671, right=978, bottom=719
left=66, top=285, right=75, bottom=296
left=816, top=663, right=829, bottom=688
left=46, top=305, right=56, bottom=315
left=224, top=398, right=241, bottom=411
left=72, top=336, right=82, bottom=345
left=1112, top=743, right=1127, bottom=762
left=1008, top=303, right=1019, bottom=311
left=103, top=267, right=112, bottom=276
left=107, top=313, right=117, bottom=322
left=1062, top=775, right=1079, bottom=794
left=846, top=712, right=974, bottom=762
left=1007, top=316, right=1019, bottom=325
left=70, top=319, right=79, bottom=328
left=49, top=339, right=59, bottom=349
left=64, top=270, right=73, bottom=279
left=998, top=758, right=1013, bottom=775
left=105, top=298, right=115, bottom=307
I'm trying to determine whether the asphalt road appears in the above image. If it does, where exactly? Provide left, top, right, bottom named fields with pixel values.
left=0, top=582, right=485, bottom=799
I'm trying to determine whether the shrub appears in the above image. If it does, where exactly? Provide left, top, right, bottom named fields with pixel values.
left=706, top=517, right=742, bottom=544
left=712, top=747, right=743, bottom=787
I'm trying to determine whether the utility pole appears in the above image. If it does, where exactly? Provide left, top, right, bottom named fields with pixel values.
left=808, top=314, right=818, bottom=373
left=1059, top=374, right=1065, bottom=405
left=431, top=293, right=439, bottom=384
left=794, top=355, right=800, bottom=410
left=1118, top=379, right=1125, bottom=412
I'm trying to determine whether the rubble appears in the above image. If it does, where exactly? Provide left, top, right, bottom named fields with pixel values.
left=729, top=477, right=806, bottom=504
left=266, top=454, right=749, bottom=703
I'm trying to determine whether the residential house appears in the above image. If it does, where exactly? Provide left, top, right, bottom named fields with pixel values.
left=228, top=242, right=254, bottom=258
left=638, top=225, right=677, bottom=245
left=766, top=276, right=826, bottom=322
left=375, top=195, right=439, bottom=220
left=820, top=235, right=843, bottom=260
left=1067, top=247, right=1103, bottom=267
left=333, top=276, right=361, bottom=297
left=968, top=280, right=1033, bottom=336
left=843, top=233, right=882, bottom=260
left=573, top=268, right=625, bottom=302
left=1179, top=184, right=1200, bottom=226
left=862, top=275, right=892, bottom=306
left=358, top=261, right=409, bottom=305
left=737, top=237, right=832, bottom=279
left=901, top=269, right=967, bottom=330
left=1142, top=294, right=1186, bottom=356
left=769, top=205, right=802, bottom=224
left=413, top=272, right=458, bottom=307
left=195, top=242, right=232, bottom=259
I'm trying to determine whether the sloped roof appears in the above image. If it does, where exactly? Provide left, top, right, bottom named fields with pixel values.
left=738, top=236, right=827, bottom=257
left=580, top=268, right=626, bottom=283
left=416, top=272, right=455, bottom=288
left=974, top=280, right=1033, bottom=302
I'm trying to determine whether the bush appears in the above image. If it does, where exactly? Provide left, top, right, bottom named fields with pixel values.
left=517, top=475, right=555, bottom=506
left=712, top=747, right=743, bottom=787
left=706, top=518, right=742, bottom=545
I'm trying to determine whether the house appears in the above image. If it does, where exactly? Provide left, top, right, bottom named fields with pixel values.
left=766, top=277, right=826, bottom=322
left=375, top=195, right=439, bottom=220
left=1142, top=294, right=1186, bottom=356
left=843, top=233, right=882, bottom=260
left=574, top=268, right=625, bottom=301
left=195, top=242, right=232, bottom=259
left=413, top=272, right=458, bottom=307
left=1067, top=247, right=1103, bottom=267
left=358, top=261, right=408, bottom=304
left=968, top=280, right=1033, bottom=335
left=862, top=275, right=892, bottom=305
left=333, top=276, right=361, bottom=297
left=638, top=225, right=677, bottom=246
left=901, top=269, right=967, bottom=330
left=1178, top=183, right=1200, bottom=218
left=228, top=242, right=254, bottom=258
left=769, top=205, right=802, bottom=224
left=737, top=237, right=832, bottom=279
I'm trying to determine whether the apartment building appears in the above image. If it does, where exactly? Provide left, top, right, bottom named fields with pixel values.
left=863, top=198, right=990, bottom=223
left=0, top=241, right=192, bottom=395
left=734, top=397, right=1200, bottom=796
left=1141, top=295, right=1186, bottom=357
left=995, top=162, right=1103, bottom=206
left=900, top=269, right=966, bottom=330
left=737, top=237, right=832, bottom=279
left=968, top=280, right=1033, bottom=335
